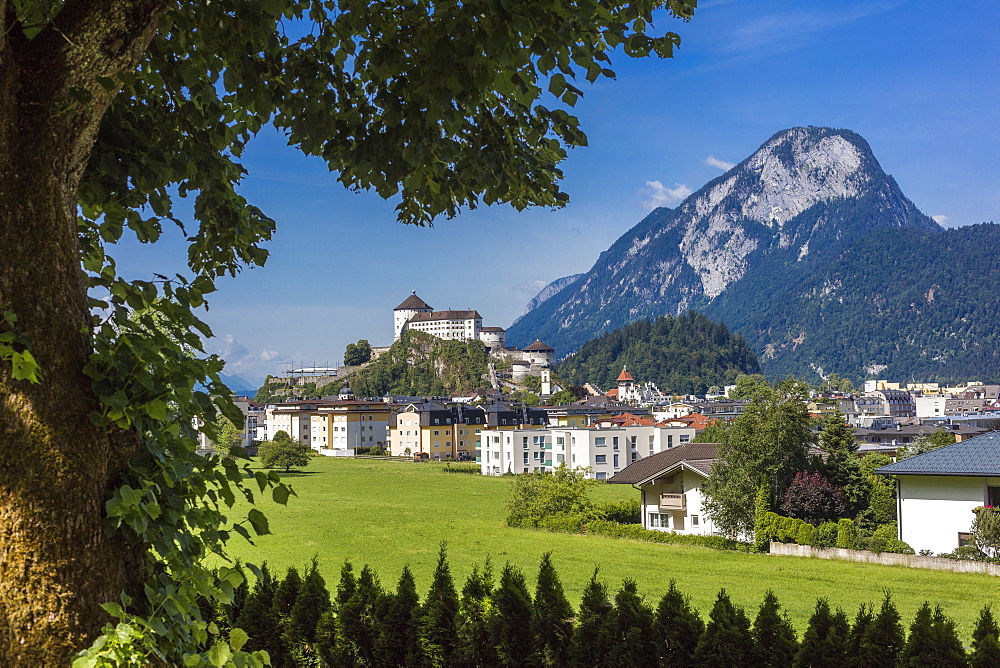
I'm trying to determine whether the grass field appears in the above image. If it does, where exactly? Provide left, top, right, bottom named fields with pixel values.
left=223, top=457, right=999, bottom=639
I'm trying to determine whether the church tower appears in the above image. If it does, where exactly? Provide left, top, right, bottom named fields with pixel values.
left=393, top=291, right=433, bottom=341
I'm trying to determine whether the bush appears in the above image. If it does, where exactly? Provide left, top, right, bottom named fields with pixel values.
left=442, top=463, right=480, bottom=475
left=595, top=499, right=641, bottom=524
left=584, top=519, right=751, bottom=552
left=537, top=513, right=591, bottom=533
left=796, top=523, right=815, bottom=546
left=836, top=519, right=859, bottom=549
left=814, top=522, right=839, bottom=548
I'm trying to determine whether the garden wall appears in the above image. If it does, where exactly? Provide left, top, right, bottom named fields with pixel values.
left=769, top=541, right=1000, bottom=576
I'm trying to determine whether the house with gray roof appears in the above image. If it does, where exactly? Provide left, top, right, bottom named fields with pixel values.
left=609, top=443, right=719, bottom=536
left=878, top=431, right=1000, bottom=555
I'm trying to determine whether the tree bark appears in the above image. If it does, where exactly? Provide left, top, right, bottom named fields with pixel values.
left=0, top=1, right=173, bottom=662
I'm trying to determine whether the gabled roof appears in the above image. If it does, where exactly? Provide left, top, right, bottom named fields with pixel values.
left=395, top=291, right=432, bottom=310
left=877, top=431, right=1000, bottom=476
left=609, top=443, right=719, bottom=485
left=617, top=368, right=635, bottom=382
left=523, top=340, right=554, bottom=352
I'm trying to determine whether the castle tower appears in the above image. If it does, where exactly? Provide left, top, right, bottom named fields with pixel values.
left=393, top=291, right=433, bottom=341
left=617, top=367, right=635, bottom=402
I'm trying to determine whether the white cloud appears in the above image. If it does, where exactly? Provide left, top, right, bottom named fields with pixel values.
left=512, top=279, right=549, bottom=295
left=932, top=215, right=950, bottom=226
left=642, top=180, right=693, bottom=210
left=705, top=155, right=736, bottom=171
left=208, top=334, right=283, bottom=378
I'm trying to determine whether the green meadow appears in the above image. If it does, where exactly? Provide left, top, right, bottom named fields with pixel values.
left=224, top=457, right=999, bottom=638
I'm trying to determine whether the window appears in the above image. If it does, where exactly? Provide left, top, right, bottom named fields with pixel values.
left=523, top=437, right=529, bottom=448
left=959, top=532, right=972, bottom=547
left=680, top=435, right=690, bottom=443
left=595, top=437, right=606, bottom=447
left=649, top=513, right=668, bottom=529
left=596, top=472, right=607, bottom=481
left=989, top=487, right=1000, bottom=507
left=595, top=455, right=606, bottom=464
left=613, top=454, right=619, bottom=468
left=691, top=515, right=700, bottom=527
left=523, top=453, right=529, bottom=464
left=613, top=437, right=619, bottom=450
left=434, top=430, right=440, bottom=436
left=667, top=435, right=674, bottom=447
left=434, top=419, right=440, bottom=425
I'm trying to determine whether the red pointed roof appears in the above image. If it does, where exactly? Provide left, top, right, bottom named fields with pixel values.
left=617, top=368, right=635, bottom=382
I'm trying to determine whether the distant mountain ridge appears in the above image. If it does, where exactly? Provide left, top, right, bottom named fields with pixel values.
left=511, top=274, right=584, bottom=327
left=508, top=127, right=1000, bottom=382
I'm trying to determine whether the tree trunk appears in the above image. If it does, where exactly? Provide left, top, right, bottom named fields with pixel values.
left=0, top=1, right=172, bottom=662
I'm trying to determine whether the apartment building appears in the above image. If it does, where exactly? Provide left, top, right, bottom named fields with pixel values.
left=266, top=399, right=392, bottom=454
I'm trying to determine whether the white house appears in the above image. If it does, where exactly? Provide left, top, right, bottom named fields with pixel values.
left=878, top=431, right=1000, bottom=555
left=609, top=442, right=720, bottom=536
left=478, top=424, right=696, bottom=480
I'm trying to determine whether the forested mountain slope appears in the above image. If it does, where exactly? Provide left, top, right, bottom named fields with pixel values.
left=556, top=312, right=760, bottom=394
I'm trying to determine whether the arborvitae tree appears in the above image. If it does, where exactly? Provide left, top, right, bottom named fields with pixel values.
left=858, top=593, right=905, bottom=668
left=899, top=603, right=965, bottom=667
left=492, top=563, right=535, bottom=666
left=290, top=558, right=331, bottom=646
left=655, top=579, right=704, bottom=666
left=845, top=604, right=874, bottom=668
left=899, top=602, right=934, bottom=667
left=419, top=544, right=460, bottom=666
left=377, top=566, right=422, bottom=668
left=570, top=569, right=613, bottom=667
left=533, top=553, right=574, bottom=667
left=315, top=610, right=339, bottom=668
left=455, top=561, right=497, bottom=667
left=692, top=589, right=754, bottom=666
left=606, top=579, right=657, bottom=668
left=971, top=605, right=1000, bottom=668
left=794, top=598, right=849, bottom=667
left=340, top=565, right=384, bottom=667
left=236, top=563, right=281, bottom=656
left=929, top=605, right=966, bottom=667
left=336, top=561, right=357, bottom=610
left=752, top=591, right=798, bottom=666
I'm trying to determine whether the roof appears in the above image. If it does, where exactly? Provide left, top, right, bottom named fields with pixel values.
left=877, top=431, right=1000, bottom=476
left=617, top=368, right=635, bottom=382
left=609, top=442, right=719, bottom=485
left=395, top=291, right=432, bottom=310
left=480, top=326, right=506, bottom=332
left=523, top=340, right=554, bottom=352
left=407, top=310, right=481, bottom=322
left=606, top=388, right=619, bottom=399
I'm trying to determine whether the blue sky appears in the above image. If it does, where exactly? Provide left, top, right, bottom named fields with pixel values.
left=112, top=0, right=999, bottom=384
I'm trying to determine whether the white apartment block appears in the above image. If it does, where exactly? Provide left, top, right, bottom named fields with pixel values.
left=265, top=400, right=390, bottom=456
left=479, top=424, right=696, bottom=479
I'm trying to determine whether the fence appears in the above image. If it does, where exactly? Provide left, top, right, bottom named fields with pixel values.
left=769, top=541, right=1000, bottom=576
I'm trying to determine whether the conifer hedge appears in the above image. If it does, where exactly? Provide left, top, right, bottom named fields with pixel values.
left=209, top=550, right=993, bottom=667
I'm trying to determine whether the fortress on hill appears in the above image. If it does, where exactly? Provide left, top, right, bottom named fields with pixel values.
left=392, top=291, right=555, bottom=381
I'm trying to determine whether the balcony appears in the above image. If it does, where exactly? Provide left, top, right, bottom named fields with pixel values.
left=659, top=493, right=686, bottom=511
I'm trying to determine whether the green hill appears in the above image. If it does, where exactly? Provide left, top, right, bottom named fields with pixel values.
left=556, top=312, right=760, bottom=394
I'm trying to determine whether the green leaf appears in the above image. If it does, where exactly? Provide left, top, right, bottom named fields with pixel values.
left=207, top=642, right=231, bottom=667
left=229, top=627, right=249, bottom=653
left=247, top=509, right=270, bottom=536
left=271, top=483, right=290, bottom=505
left=145, top=399, right=168, bottom=421
left=11, top=350, right=40, bottom=383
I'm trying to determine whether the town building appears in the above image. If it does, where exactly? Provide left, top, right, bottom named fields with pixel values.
left=266, top=399, right=392, bottom=455
left=878, top=432, right=1000, bottom=555
left=609, top=443, right=720, bottom=536
left=479, top=423, right=696, bottom=479
left=387, top=401, right=547, bottom=460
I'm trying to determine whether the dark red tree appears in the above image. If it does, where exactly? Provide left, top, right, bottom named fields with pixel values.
left=780, top=471, right=846, bottom=525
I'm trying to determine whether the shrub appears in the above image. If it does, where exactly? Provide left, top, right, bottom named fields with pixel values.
left=971, top=506, right=1000, bottom=559
left=442, top=463, right=480, bottom=475
left=780, top=471, right=846, bottom=525
left=595, top=498, right=641, bottom=524
left=796, top=523, right=815, bottom=546
left=814, top=522, right=840, bottom=548
left=584, top=519, right=751, bottom=552
left=836, top=518, right=859, bottom=549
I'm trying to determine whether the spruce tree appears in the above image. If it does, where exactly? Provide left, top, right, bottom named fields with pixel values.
left=794, top=598, right=849, bottom=667
left=419, top=544, right=460, bottom=666
left=290, top=558, right=331, bottom=646
left=570, top=568, right=613, bottom=667
left=845, top=603, right=874, bottom=668
left=455, top=561, right=497, bottom=667
left=533, top=553, right=574, bottom=667
left=753, top=590, right=798, bottom=666
left=607, top=579, right=657, bottom=667
left=236, top=563, right=281, bottom=656
left=377, top=566, right=422, bottom=668
left=492, top=563, right=536, bottom=666
left=858, top=593, right=905, bottom=667
left=692, top=589, right=754, bottom=666
left=971, top=605, right=1000, bottom=668
left=655, top=579, right=704, bottom=666
left=270, top=566, right=302, bottom=667
left=340, top=565, right=383, bottom=667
